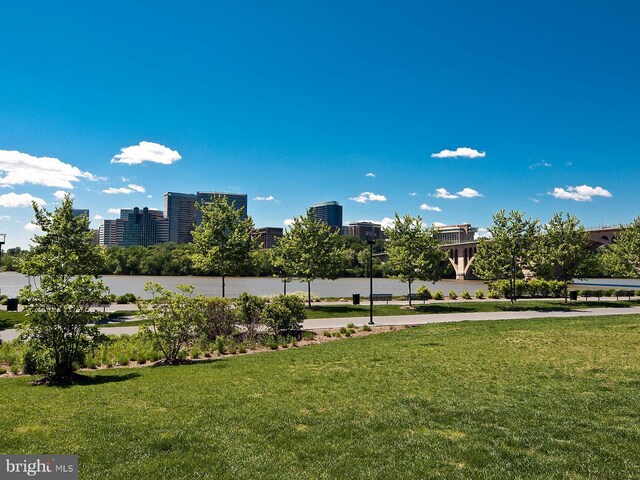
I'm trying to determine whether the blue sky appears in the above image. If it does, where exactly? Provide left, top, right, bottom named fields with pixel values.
left=1, top=1, right=638, bottom=247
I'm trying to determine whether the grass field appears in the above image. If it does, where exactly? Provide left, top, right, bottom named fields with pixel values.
left=1, top=314, right=639, bottom=479
left=305, top=299, right=640, bottom=319
left=0, top=311, right=28, bottom=330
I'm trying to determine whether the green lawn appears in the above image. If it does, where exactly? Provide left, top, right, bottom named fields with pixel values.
left=306, top=299, right=640, bottom=319
left=0, top=311, right=28, bottom=330
left=1, top=315, right=639, bottom=479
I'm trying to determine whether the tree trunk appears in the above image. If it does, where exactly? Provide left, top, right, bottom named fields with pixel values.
left=222, top=275, right=226, bottom=298
left=307, top=281, right=311, bottom=308
left=408, top=280, right=412, bottom=307
left=564, top=280, right=568, bottom=304
left=283, top=280, right=287, bottom=295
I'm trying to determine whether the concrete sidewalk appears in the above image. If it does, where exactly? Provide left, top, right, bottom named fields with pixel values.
left=3, top=306, right=640, bottom=342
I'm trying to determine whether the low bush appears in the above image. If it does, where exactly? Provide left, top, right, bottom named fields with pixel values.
left=264, top=295, right=306, bottom=334
left=215, top=336, right=226, bottom=355
left=475, top=290, right=485, bottom=299
left=461, top=290, right=472, bottom=300
left=347, top=322, right=356, bottom=329
left=433, top=290, right=444, bottom=300
left=416, top=285, right=432, bottom=300
left=361, top=324, right=372, bottom=331
left=448, top=291, right=457, bottom=300
left=302, top=331, right=316, bottom=341
left=323, top=330, right=331, bottom=337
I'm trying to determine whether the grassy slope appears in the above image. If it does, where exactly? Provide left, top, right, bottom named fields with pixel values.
left=0, top=311, right=28, bottom=330
left=1, top=315, right=639, bottom=479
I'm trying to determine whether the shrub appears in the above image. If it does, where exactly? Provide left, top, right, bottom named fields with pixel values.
left=190, top=346, right=201, bottom=359
left=264, top=295, right=306, bottom=334
left=361, top=324, right=372, bottom=332
left=487, top=291, right=500, bottom=299
left=433, top=290, right=444, bottom=300
left=116, top=295, right=129, bottom=304
left=288, top=291, right=320, bottom=302
left=332, top=331, right=341, bottom=338
left=461, top=290, right=472, bottom=300
left=200, top=297, right=237, bottom=341
left=416, top=285, right=432, bottom=299
left=323, top=330, right=331, bottom=337
left=347, top=322, right=356, bottom=329
left=604, top=289, right=615, bottom=297
left=0, top=367, right=6, bottom=375
left=268, top=340, right=279, bottom=350
left=116, top=354, right=129, bottom=366
left=22, top=348, right=42, bottom=375
left=344, top=330, right=351, bottom=337
left=228, top=343, right=238, bottom=355
left=302, top=331, right=315, bottom=341
left=475, top=290, right=485, bottom=299
left=448, top=291, right=458, bottom=300
left=215, top=336, right=226, bottom=355
left=139, top=283, right=203, bottom=364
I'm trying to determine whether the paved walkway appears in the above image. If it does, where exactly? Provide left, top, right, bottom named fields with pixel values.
left=3, top=306, right=640, bottom=342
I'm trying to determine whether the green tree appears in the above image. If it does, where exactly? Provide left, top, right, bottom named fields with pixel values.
left=384, top=213, right=446, bottom=306
left=191, top=195, right=260, bottom=297
left=18, top=195, right=108, bottom=383
left=534, top=212, right=590, bottom=302
left=264, top=294, right=307, bottom=334
left=273, top=211, right=346, bottom=306
left=474, top=210, right=539, bottom=303
left=601, top=215, right=640, bottom=276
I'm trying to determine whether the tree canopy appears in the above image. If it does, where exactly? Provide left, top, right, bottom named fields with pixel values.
left=384, top=213, right=445, bottom=306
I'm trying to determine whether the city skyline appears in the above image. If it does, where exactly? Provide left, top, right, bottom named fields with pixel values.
left=2, top=2, right=639, bottom=248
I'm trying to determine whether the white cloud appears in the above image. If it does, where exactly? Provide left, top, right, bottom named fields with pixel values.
left=529, top=160, right=552, bottom=170
left=408, top=192, right=417, bottom=197
left=111, top=141, right=182, bottom=165
left=103, top=187, right=134, bottom=194
left=420, top=203, right=442, bottom=212
left=0, top=192, right=46, bottom=208
left=147, top=194, right=152, bottom=199
left=566, top=161, right=573, bottom=167
left=121, top=177, right=131, bottom=182
left=550, top=185, right=612, bottom=202
left=457, top=187, right=482, bottom=198
left=349, top=192, right=387, bottom=203
left=128, top=184, right=145, bottom=193
left=107, top=208, right=123, bottom=214
left=477, top=227, right=491, bottom=238
left=93, top=214, right=104, bottom=220
left=0, top=149, right=98, bottom=189
left=254, top=195, right=275, bottom=201
left=432, top=222, right=446, bottom=227
left=24, top=222, right=41, bottom=232
left=0, top=215, right=11, bottom=220
left=284, top=218, right=295, bottom=227
left=530, top=197, right=541, bottom=203
left=432, top=188, right=458, bottom=199
left=431, top=147, right=486, bottom=159
left=358, top=217, right=395, bottom=229
left=53, top=190, right=74, bottom=200
left=365, top=172, right=376, bottom=177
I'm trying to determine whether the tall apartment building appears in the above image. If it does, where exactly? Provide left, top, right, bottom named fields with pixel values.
left=345, top=221, right=384, bottom=241
left=164, top=192, right=197, bottom=243
left=99, top=208, right=169, bottom=247
left=310, top=201, right=343, bottom=231
left=255, top=227, right=283, bottom=249
left=435, top=224, right=478, bottom=244
left=164, top=191, right=248, bottom=243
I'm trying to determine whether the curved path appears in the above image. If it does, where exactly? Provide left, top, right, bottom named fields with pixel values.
left=3, top=306, right=640, bottom=342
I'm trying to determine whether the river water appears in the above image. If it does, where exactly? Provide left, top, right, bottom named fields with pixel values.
left=1, top=272, right=637, bottom=299
left=0, top=271, right=487, bottom=298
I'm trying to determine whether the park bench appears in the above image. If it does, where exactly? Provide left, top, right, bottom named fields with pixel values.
left=407, top=293, right=428, bottom=304
left=370, top=293, right=393, bottom=305
left=91, top=301, right=111, bottom=312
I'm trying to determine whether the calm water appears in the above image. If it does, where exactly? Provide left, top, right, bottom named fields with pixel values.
left=0, top=271, right=486, bottom=298
left=1, top=272, right=636, bottom=298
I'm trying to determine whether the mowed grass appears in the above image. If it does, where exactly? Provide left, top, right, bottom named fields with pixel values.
left=306, top=299, right=640, bottom=319
left=1, top=315, right=640, bottom=479
left=0, top=311, right=29, bottom=330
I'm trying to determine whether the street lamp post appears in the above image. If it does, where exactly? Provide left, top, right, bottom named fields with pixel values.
left=0, top=234, right=5, bottom=263
left=367, top=234, right=375, bottom=325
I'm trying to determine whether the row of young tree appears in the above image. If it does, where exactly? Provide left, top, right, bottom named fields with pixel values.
left=474, top=210, right=640, bottom=303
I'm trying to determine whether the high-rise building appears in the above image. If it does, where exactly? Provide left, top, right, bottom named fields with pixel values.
left=435, top=224, right=478, bottom=244
left=164, top=192, right=197, bottom=243
left=345, top=221, right=384, bottom=241
left=99, top=219, right=123, bottom=246
left=164, top=191, right=249, bottom=243
left=254, top=227, right=283, bottom=249
left=121, top=207, right=163, bottom=247
left=195, top=192, right=248, bottom=222
left=310, top=201, right=343, bottom=231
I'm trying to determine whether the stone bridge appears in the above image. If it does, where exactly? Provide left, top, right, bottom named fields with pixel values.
left=441, top=226, right=620, bottom=280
